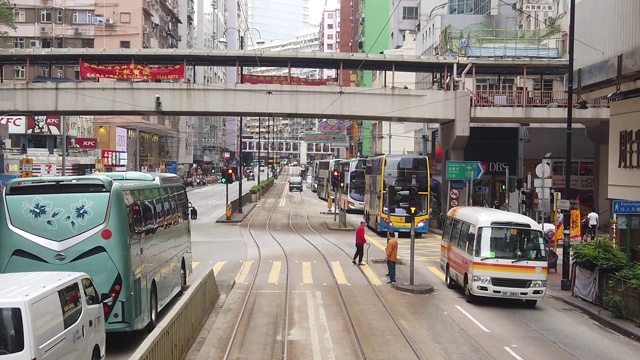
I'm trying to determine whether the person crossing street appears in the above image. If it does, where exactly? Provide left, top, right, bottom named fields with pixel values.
left=385, top=234, right=398, bottom=283
left=353, top=220, right=367, bottom=265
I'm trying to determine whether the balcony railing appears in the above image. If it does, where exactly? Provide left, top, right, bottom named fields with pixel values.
left=472, top=90, right=610, bottom=108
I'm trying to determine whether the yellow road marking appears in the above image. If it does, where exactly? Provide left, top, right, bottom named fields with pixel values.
left=364, top=234, right=386, bottom=251
left=361, top=264, right=383, bottom=286
left=212, top=261, right=226, bottom=276
left=428, top=266, right=445, bottom=281
left=192, top=261, right=200, bottom=270
left=331, top=261, right=349, bottom=285
left=302, top=262, right=313, bottom=284
left=268, top=261, right=281, bottom=284
left=235, top=261, right=253, bottom=283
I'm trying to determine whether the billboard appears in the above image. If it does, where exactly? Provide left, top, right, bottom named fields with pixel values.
left=27, top=116, right=62, bottom=135
left=115, top=127, right=128, bottom=152
left=80, top=61, right=185, bottom=81
left=67, top=137, right=98, bottom=149
left=0, top=116, right=27, bottom=134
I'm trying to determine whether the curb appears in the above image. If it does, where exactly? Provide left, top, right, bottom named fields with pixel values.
left=391, top=283, right=435, bottom=294
left=324, top=221, right=355, bottom=231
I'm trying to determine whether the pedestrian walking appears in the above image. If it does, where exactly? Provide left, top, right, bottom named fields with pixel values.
left=587, top=209, right=599, bottom=240
left=385, top=234, right=398, bottom=283
left=353, top=220, right=367, bottom=265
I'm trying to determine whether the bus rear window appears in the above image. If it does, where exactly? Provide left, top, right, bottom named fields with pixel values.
left=5, top=193, right=110, bottom=241
left=0, top=308, right=24, bottom=355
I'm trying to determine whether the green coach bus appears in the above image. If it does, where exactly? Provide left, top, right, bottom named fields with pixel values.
left=0, top=172, right=197, bottom=333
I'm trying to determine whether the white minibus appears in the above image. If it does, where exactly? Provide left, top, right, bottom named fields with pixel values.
left=440, top=207, right=548, bottom=307
left=0, top=272, right=110, bottom=359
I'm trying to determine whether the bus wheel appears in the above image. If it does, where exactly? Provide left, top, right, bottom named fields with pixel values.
left=463, top=276, right=475, bottom=303
left=525, top=300, right=537, bottom=308
left=178, top=261, right=187, bottom=296
left=445, top=265, right=455, bottom=289
left=145, top=284, right=158, bottom=334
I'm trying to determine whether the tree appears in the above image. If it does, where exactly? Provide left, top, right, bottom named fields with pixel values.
left=0, top=0, right=16, bottom=37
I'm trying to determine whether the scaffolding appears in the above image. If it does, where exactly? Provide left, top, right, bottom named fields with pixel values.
left=438, top=23, right=563, bottom=58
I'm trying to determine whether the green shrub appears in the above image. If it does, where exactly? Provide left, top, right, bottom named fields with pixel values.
left=616, top=262, right=640, bottom=292
left=571, top=238, right=626, bottom=273
left=603, top=295, right=625, bottom=319
left=250, top=185, right=260, bottom=194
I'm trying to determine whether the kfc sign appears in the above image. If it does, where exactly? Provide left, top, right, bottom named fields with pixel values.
left=67, top=137, right=98, bottom=149
left=0, top=116, right=27, bottom=134
left=27, top=116, right=62, bottom=135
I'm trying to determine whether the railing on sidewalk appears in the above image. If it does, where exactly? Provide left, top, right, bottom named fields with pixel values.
left=596, top=273, right=640, bottom=323
left=472, top=90, right=610, bottom=108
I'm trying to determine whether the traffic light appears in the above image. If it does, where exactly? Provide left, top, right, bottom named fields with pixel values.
left=516, top=178, right=523, bottom=190
left=499, top=181, right=506, bottom=191
left=387, top=185, right=402, bottom=209
left=508, top=178, right=516, bottom=193
left=211, top=169, right=215, bottom=174
left=521, top=189, right=534, bottom=210
left=331, top=169, right=340, bottom=189
left=339, top=171, right=345, bottom=188
left=222, top=168, right=234, bottom=185
left=407, top=185, right=420, bottom=217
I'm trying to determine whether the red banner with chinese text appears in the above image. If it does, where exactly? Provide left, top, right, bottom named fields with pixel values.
left=79, top=61, right=185, bottom=80
left=242, top=75, right=337, bottom=86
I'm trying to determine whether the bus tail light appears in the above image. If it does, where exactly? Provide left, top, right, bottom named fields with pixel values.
left=103, top=274, right=123, bottom=320
left=101, top=229, right=113, bottom=240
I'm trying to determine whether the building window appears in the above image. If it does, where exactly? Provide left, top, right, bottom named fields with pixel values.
left=53, top=66, right=64, bottom=78
left=120, top=12, right=131, bottom=23
left=327, top=34, right=333, bottom=40
left=336, top=31, right=340, bottom=40
left=56, top=9, right=63, bottom=23
left=74, top=66, right=81, bottom=80
left=81, top=39, right=94, bottom=48
left=13, top=8, right=25, bottom=22
left=327, top=44, right=333, bottom=50
left=41, top=67, right=50, bottom=78
left=13, top=37, right=25, bottom=49
left=41, top=9, right=52, bottom=22
left=402, top=6, right=418, bottom=20
left=327, top=13, right=334, bottom=19
left=41, top=38, right=52, bottom=48
left=327, top=24, right=333, bottom=30
left=73, top=10, right=93, bottom=24
left=14, top=66, right=25, bottom=79
left=120, top=41, right=131, bottom=48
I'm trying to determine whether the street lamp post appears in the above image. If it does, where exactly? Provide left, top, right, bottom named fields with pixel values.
left=561, top=0, right=577, bottom=291
left=257, top=117, right=261, bottom=183
left=219, top=28, right=265, bottom=214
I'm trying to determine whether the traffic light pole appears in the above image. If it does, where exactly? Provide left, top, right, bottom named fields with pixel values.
left=410, top=215, right=416, bottom=285
left=225, top=183, right=230, bottom=220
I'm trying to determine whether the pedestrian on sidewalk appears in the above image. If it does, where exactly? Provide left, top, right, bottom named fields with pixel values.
left=587, top=209, right=599, bottom=240
left=353, top=220, right=367, bottom=265
left=385, top=234, right=398, bottom=283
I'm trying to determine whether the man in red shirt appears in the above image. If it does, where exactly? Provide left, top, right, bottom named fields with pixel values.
left=353, top=220, right=367, bottom=265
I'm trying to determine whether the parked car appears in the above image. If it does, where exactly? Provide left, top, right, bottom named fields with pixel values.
left=289, top=176, right=303, bottom=192
left=246, top=172, right=255, bottom=181
left=0, top=271, right=110, bottom=360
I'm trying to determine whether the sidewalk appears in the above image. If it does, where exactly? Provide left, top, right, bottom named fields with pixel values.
left=429, top=227, right=640, bottom=342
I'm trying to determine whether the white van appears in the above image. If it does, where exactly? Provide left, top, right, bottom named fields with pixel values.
left=0, top=272, right=110, bottom=359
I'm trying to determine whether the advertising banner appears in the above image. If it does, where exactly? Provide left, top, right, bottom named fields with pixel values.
left=116, top=127, right=128, bottom=152
left=27, top=116, right=62, bottom=135
left=67, top=137, right=98, bottom=149
left=80, top=61, right=185, bottom=80
left=0, top=116, right=27, bottom=134
left=242, top=75, right=337, bottom=86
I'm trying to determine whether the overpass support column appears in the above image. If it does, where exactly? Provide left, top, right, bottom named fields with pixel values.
left=439, top=91, right=471, bottom=215
left=585, top=121, right=610, bottom=228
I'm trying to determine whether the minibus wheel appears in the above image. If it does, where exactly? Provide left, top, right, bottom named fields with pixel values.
left=445, top=265, right=455, bottom=289
left=145, top=284, right=158, bottom=333
left=464, top=276, right=475, bottom=303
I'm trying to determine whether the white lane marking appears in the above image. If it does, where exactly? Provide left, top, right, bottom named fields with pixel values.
left=315, top=291, right=335, bottom=360
left=268, top=261, right=281, bottom=284
left=280, top=183, right=288, bottom=206
left=504, top=347, right=524, bottom=360
left=455, top=305, right=491, bottom=332
left=306, top=291, right=322, bottom=360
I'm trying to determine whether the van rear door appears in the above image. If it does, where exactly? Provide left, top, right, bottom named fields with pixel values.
left=80, top=277, right=106, bottom=359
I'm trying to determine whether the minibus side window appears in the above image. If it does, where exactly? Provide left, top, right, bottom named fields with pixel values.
left=450, top=219, right=462, bottom=247
left=457, top=222, right=470, bottom=252
left=443, top=217, right=454, bottom=241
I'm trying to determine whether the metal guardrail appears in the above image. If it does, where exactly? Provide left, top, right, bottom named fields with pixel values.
left=128, top=269, right=220, bottom=360
left=598, top=273, right=640, bottom=323
left=472, top=90, right=610, bottom=108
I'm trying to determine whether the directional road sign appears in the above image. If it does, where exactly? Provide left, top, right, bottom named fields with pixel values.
left=446, top=161, right=485, bottom=181
left=612, top=200, right=640, bottom=215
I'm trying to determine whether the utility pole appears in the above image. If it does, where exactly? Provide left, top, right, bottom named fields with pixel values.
left=61, top=115, right=67, bottom=175
left=257, top=117, right=261, bottom=183
left=561, top=0, right=576, bottom=291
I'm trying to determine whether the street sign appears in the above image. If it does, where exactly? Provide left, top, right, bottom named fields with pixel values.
left=474, top=186, right=489, bottom=194
left=535, top=163, right=551, bottom=178
left=612, top=200, right=640, bottom=215
left=446, top=161, right=484, bottom=181
left=557, top=199, right=570, bottom=211
left=449, top=189, right=459, bottom=199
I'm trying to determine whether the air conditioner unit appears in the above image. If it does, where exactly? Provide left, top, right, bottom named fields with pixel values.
left=143, top=25, right=149, bottom=33
left=488, top=78, right=498, bottom=85
left=74, top=27, right=82, bottom=34
left=105, top=18, right=114, bottom=25
left=29, top=40, right=40, bottom=48
left=143, top=41, right=150, bottom=48
left=40, top=26, right=48, bottom=33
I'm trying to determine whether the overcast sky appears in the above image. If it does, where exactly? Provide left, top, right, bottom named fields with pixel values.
left=310, top=0, right=338, bottom=25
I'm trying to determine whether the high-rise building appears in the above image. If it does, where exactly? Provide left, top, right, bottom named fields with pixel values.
left=248, top=0, right=310, bottom=43
left=389, top=0, right=418, bottom=49
left=320, top=6, right=339, bottom=80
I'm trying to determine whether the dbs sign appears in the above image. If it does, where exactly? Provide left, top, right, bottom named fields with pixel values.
left=0, top=116, right=27, bottom=134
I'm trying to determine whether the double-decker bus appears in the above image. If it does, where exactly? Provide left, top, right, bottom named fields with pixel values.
left=364, top=155, right=430, bottom=234
left=316, top=158, right=342, bottom=200
left=440, top=207, right=547, bottom=307
left=0, top=172, right=196, bottom=332
left=338, top=158, right=367, bottom=213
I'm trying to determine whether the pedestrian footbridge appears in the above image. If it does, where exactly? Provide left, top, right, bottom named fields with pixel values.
left=0, top=82, right=609, bottom=125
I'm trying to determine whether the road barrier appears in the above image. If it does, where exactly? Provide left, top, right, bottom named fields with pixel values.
left=128, top=269, right=220, bottom=360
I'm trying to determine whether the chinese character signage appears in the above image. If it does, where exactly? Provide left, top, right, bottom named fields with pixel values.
left=80, top=61, right=185, bottom=80
left=522, top=3, right=555, bottom=12
left=619, top=129, right=640, bottom=169
left=101, top=150, right=128, bottom=167
left=303, top=132, right=348, bottom=144
left=116, top=127, right=128, bottom=152
left=67, top=137, right=98, bottom=149
left=242, top=75, right=337, bottom=86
